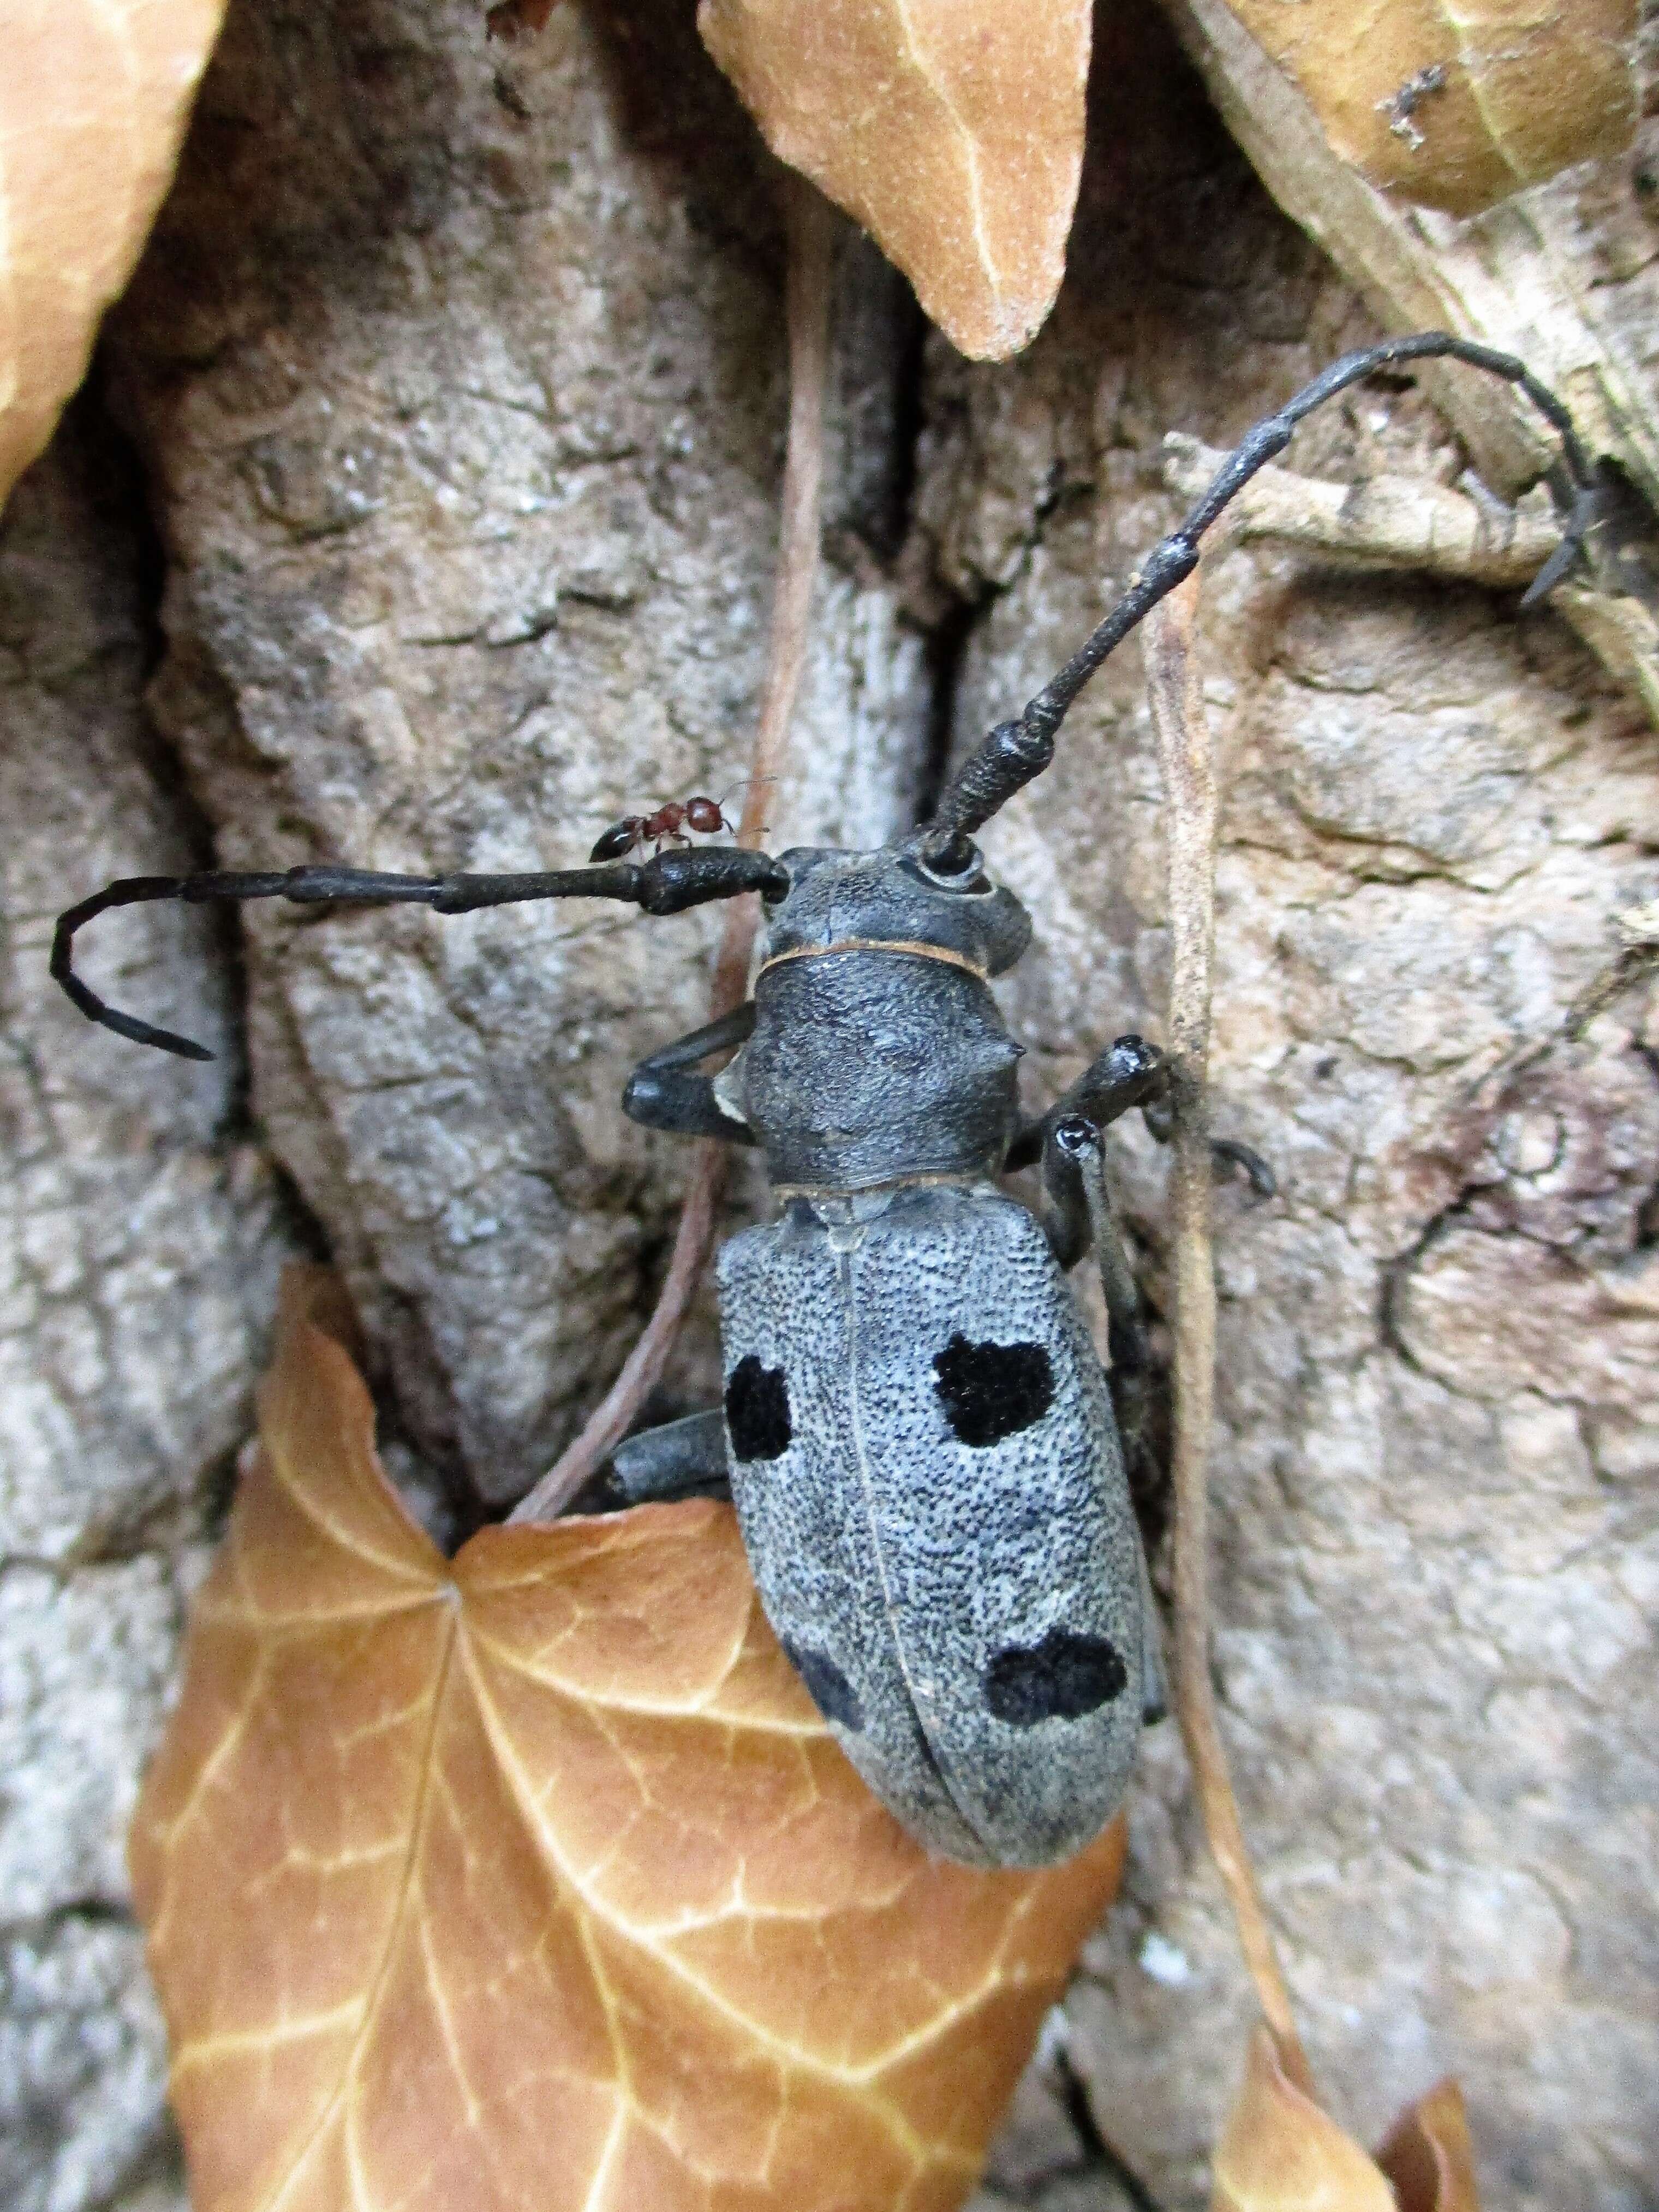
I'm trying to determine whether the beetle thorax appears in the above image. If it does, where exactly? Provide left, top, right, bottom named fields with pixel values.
left=757, top=845, right=1033, bottom=979
left=712, top=846, right=1033, bottom=1198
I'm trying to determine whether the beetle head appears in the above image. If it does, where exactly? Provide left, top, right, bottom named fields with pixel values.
left=759, top=844, right=1032, bottom=977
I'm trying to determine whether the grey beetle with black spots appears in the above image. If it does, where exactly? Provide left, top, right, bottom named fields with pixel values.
left=50, top=336, right=1598, bottom=1866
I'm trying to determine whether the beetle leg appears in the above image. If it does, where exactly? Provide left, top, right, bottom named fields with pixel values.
left=1139, top=1088, right=1275, bottom=1196
left=622, top=1000, right=759, bottom=1146
left=1005, top=1033, right=1165, bottom=1172
left=1042, top=1114, right=1153, bottom=1483
left=1010, top=1036, right=1274, bottom=1194
left=610, top=1408, right=731, bottom=1505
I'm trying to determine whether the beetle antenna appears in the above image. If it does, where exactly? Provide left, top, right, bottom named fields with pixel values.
left=52, top=849, right=790, bottom=1059
left=921, top=332, right=1601, bottom=860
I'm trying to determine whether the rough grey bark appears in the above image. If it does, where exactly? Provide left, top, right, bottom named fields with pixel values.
left=3, top=1, right=1655, bottom=2209
left=0, top=416, right=296, bottom=2211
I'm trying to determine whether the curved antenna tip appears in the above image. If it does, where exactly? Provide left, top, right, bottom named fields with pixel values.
left=97, top=1002, right=218, bottom=1061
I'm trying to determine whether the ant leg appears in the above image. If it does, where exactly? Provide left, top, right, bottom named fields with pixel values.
left=623, top=1002, right=758, bottom=1146
left=610, top=1409, right=730, bottom=1505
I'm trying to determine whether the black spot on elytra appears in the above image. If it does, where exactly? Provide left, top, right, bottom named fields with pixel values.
left=984, top=1630, right=1127, bottom=1727
left=781, top=1637, right=863, bottom=1732
left=724, top=1355, right=791, bottom=1461
left=933, top=1334, right=1054, bottom=1447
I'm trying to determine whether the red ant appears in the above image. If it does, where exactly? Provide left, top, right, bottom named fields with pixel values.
left=588, top=786, right=758, bottom=863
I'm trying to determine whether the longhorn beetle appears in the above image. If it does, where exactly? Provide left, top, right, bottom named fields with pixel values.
left=52, top=337, right=1596, bottom=1867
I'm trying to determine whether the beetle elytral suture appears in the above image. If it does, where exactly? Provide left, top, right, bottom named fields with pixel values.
left=51, top=335, right=1596, bottom=1865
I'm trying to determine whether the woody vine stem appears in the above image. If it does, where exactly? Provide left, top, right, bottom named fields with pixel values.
left=513, top=175, right=833, bottom=1525
left=1145, top=574, right=1315, bottom=2096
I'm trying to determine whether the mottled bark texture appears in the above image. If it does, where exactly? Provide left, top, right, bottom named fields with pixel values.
left=0, top=416, right=295, bottom=2210
left=2, top=1, right=1655, bottom=2209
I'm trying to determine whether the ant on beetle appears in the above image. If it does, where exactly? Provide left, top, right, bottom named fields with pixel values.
left=589, top=779, right=771, bottom=863
left=589, top=795, right=733, bottom=863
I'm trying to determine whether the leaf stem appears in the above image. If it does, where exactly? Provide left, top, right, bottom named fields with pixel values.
left=512, top=174, right=833, bottom=1525
left=1145, top=571, right=1315, bottom=2097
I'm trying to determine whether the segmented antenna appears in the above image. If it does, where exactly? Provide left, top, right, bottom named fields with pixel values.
left=921, top=332, right=1601, bottom=860
left=52, top=850, right=788, bottom=1059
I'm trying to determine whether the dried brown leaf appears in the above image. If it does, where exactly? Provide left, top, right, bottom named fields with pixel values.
left=1211, top=2028, right=1398, bottom=2212
left=697, top=0, right=1090, bottom=361
left=132, top=1267, right=1125, bottom=2212
left=1212, top=2029, right=1484, bottom=2212
left=0, top=0, right=226, bottom=506
left=1376, top=2078, right=1481, bottom=2212
left=1218, top=0, right=1637, bottom=218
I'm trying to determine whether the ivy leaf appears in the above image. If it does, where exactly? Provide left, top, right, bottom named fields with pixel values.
left=1219, top=0, right=1637, bottom=218
left=1377, top=2077, right=1481, bottom=2212
left=0, top=0, right=226, bottom=506
left=1214, top=2028, right=1482, bottom=2212
left=697, top=0, right=1092, bottom=361
left=130, top=1268, right=1125, bottom=2212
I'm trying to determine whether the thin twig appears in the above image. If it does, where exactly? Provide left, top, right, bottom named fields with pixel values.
left=511, top=176, right=834, bottom=1525
left=1145, top=572, right=1315, bottom=2097
left=1160, top=432, right=1560, bottom=589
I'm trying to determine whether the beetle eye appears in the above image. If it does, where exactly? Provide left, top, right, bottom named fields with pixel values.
left=912, top=840, right=988, bottom=893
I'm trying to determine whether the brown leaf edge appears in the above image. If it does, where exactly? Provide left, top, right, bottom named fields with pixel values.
left=133, top=1264, right=1128, bottom=2212
left=697, top=0, right=1092, bottom=361
left=1214, top=2030, right=1481, bottom=2212
left=0, top=0, right=228, bottom=508
left=1216, top=0, right=1637, bottom=220
left=1212, top=2029, right=1397, bottom=2212
left=1376, top=2076, right=1481, bottom=2212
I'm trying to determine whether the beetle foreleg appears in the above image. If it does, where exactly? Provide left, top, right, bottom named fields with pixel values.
left=622, top=1001, right=758, bottom=1146
left=1045, top=1114, right=1153, bottom=1484
left=1005, top=1033, right=1166, bottom=1174
left=610, top=1408, right=731, bottom=1505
